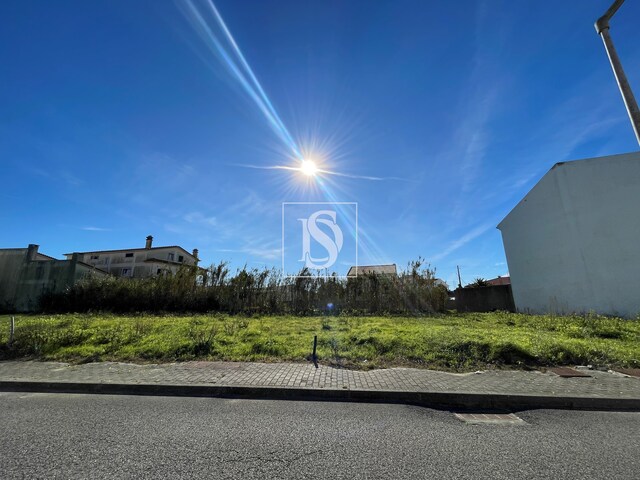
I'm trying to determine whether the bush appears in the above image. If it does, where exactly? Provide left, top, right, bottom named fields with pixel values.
left=40, top=259, right=449, bottom=316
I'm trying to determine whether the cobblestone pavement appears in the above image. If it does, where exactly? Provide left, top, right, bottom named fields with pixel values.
left=1, top=360, right=640, bottom=399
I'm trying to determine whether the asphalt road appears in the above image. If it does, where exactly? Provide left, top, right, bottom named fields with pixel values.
left=0, top=393, right=638, bottom=479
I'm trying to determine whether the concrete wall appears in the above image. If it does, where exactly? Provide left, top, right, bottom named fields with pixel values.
left=454, top=285, right=515, bottom=313
left=498, top=152, right=640, bottom=318
left=0, top=248, right=29, bottom=310
left=0, top=245, right=107, bottom=312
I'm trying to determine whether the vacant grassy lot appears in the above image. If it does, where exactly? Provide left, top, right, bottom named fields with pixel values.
left=1, top=313, right=639, bottom=371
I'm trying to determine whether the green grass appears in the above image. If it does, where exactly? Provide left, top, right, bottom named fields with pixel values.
left=1, top=312, right=639, bottom=371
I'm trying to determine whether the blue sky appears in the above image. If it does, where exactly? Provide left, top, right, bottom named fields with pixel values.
left=1, top=0, right=639, bottom=287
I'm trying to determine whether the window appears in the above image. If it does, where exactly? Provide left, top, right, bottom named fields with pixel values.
left=178, top=255, right=184, bottom=263
left=121, top=268, right=131, bottom=277
left=168, top=253, right=175, bottom=261
left=90, top=255, right=99, bottom=260
left=125, top=253, right=133, bottom=258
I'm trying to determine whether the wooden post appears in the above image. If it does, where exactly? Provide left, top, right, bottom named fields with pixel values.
left=312, top=335, right=318, bottom=366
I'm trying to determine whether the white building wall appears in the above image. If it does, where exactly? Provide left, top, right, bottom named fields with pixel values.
left=498, top=152, right=640, bottom=318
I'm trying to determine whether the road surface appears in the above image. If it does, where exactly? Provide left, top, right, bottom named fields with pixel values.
left=1, top=392, right=638, bottom=479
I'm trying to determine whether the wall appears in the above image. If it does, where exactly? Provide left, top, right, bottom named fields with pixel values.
left=0, top=246, right=107, bottom=312
left=454, top=285, right=515, bottom=313
left=0, top=249, right=27, bottom=310
left=498, top=152, right=640, bottom=318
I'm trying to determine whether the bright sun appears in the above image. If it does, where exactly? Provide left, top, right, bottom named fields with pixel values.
left=300, top=159, right=318, bottom=177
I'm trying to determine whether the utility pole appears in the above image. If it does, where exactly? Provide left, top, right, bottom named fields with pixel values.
left=595, top=0, right=640, bottom=146
left=456, top=265, right=462, bottom=289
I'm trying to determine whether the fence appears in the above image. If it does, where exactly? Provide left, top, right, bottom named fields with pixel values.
left=454, top=285, right=515, bottom=313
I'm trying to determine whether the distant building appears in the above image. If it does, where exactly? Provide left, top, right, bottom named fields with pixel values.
left=64, top=235, right=200, bottom=278
left=433, top=278, right=449, bottom=289
left=498, top=152, right=640, bottom=318
left=487, top=275, right=510, bottom=286
left=347, top=264, right=397, bottom=277
left=0, top=244, right=107, bottom=312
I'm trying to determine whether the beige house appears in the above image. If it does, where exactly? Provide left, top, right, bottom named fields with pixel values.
left=347, top=264, right=398, bottom=277
left=64, top=236, right=200, bottom=278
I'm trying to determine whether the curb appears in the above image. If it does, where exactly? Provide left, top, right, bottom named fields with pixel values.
left=1, top=380, right=640, bottom=411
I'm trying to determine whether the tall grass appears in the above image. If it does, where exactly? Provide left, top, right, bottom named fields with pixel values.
left=40, top=258, right=448, bottom=315
left=2, top=313, right=638, bottom=370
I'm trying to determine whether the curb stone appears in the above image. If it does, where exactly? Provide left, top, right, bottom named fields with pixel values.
left=1, top=380, right=639, bottom=412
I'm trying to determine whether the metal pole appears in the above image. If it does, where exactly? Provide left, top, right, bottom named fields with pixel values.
left=595, top=0, right=640, bottom=146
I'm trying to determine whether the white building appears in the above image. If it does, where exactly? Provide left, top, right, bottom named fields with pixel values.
left=64, top=236, right=200, bottom=278
left=347, top=264, right=398, bottom=277
left=497, top=151, right=640, bottom=318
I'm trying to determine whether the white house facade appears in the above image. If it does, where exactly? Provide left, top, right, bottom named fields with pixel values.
left=497, top=151, right=640, bottom=318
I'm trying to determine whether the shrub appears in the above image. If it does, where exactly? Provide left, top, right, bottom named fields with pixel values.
left=39, top=259, right=448, bottom=316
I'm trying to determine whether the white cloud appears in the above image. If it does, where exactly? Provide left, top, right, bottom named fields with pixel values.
left=430, top=221, right=496, bottom=262
left=184, top=211, right=217, bottom=227
left=217, top=246, right=280, bottom=260
left=81, top=226, right=111, bottom=232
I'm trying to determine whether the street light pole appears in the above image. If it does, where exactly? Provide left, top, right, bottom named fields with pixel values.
left=595, top=0, right=640, bottom=146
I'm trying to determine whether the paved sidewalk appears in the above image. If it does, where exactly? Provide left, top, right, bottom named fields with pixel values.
left=2, top=360, right=640, bottom=403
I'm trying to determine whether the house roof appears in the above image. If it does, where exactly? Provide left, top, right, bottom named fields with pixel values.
left=0, top=247, right=60, bottom=261
left=347, top=264, right=397, bottom=276
left=0, top=248, right=54, bottom=259
left=76, top=262, right=109, bottom=274
left=23, top=255, right=109, bottom=274
left=487, top=275, right=510, bottom=286
left=64, top=245, right=196, bottom=259
left=144, top=257, right=207, bottom=271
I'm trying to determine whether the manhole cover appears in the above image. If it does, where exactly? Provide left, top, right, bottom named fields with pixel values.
left=549, top=367, right=591, bottom=377
left=454, top=413, right=526, bottom=425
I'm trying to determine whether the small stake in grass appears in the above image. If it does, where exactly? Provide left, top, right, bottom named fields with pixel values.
left=9, top=316, right=15, bottom=348
left=312, top=335, right=318, bottom=368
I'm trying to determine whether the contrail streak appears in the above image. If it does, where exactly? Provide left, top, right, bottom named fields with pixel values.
left=235, top=164, right=412, bottom=182
left=179, top=0, right=301, bottom=158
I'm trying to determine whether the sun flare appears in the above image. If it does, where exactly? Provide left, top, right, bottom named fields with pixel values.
left=300, top=159, right=319, bottom=177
